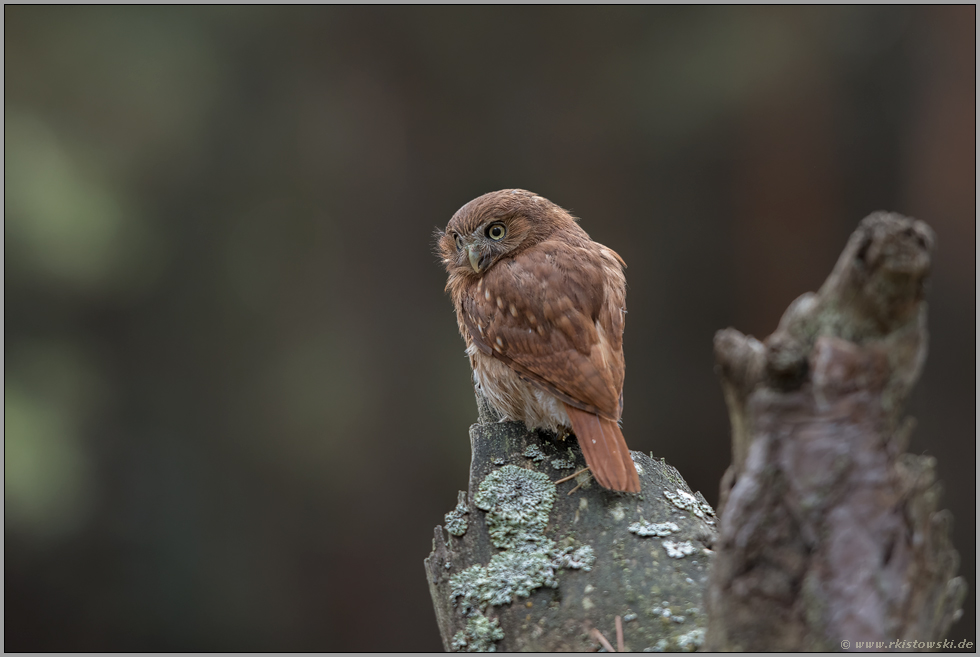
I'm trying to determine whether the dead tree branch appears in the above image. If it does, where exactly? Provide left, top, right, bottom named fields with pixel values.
left=706, top=212, right=965, bottom=650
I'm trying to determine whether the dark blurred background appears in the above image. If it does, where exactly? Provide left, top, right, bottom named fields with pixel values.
left=4, top=6, right=974, bottom=651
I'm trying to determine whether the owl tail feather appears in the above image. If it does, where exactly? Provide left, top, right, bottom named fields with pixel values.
left=563, top=404, right=641, bottom=493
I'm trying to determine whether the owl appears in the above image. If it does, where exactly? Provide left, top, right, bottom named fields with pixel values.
left=437, top=189, right=641, bottom=493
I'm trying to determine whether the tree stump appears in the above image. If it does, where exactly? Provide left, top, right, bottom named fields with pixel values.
left=706, top=212, right=966, bottom=650
left=424, top=392, right=718, bottom=652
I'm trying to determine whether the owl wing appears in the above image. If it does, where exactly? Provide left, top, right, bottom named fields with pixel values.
left=460, top=238, right=627, bottom=421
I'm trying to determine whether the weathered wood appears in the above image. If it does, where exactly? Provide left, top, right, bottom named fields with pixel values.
left=425, top=391, right=717, bottom=652
left=706, top=212, right=966, bottom=650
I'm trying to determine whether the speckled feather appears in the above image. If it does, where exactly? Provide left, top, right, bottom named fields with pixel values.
left=437, top=189, right=640, bottom=493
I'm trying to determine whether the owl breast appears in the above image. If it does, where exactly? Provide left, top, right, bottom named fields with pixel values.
left=468, top=344, right=570, bottom=433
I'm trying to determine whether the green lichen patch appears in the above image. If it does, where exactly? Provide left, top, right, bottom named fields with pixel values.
left=629, top=520, right=679, bottom=537
left=449, top=542, right=559, bottom=613
left=474, top=465, right=556, bottom=549
left=550, top=456, right=575, bottom=469
left=445, top=498, right=470, bottom=537
left=449, top=565, right=491, bottom=616
left=451, top=613, right=505, bottom=652
left=675, top=627, right=706, bottom=651
left=552, top=544, right=596, bottom=570
left=522, top=444, right=546, bottom=462
left=663, top=489, right=716, bottom=523
left=449, top=465, right=598, bottom=623
left=662, top=540, right=698, bottom=559
left=450, top=540, right=597, bottom=614
left=482, top=547, right=559, bottom=605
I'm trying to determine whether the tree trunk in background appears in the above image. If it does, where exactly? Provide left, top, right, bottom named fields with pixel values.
left=425, top=212, right=965, bottom=652
left=707, top=212, right=965, bottom=650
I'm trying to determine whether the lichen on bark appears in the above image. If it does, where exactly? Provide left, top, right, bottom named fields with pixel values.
left=425, top=390, right=717, bottom=652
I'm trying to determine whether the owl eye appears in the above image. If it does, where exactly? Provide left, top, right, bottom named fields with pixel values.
left=486, top=223, right=506, bottom=241
left=453, top=233, right=463, bottom=251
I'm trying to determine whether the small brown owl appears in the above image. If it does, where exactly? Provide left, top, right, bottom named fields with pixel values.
left=437, top=189, right=641, bottom=493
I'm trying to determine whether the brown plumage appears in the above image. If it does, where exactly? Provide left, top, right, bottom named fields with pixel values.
left=436, top=189, right=641, bottom=493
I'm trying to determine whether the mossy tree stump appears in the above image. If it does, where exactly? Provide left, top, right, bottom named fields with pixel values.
left=425, top=392, right=717, bottom=652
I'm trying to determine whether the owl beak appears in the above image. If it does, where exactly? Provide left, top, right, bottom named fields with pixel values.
left=467, top=245, right=482, bottom=273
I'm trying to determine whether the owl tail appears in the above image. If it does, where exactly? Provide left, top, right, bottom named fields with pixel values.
left=563, top=404, right=641, bottom=493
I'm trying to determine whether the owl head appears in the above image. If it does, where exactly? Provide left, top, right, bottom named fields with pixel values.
left=436, top=189, right=577, bottom=278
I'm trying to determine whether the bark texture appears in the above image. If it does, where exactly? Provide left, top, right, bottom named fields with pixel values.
left=425, top=392, right=717, bottom=652
left=706, top=212, right=966, bottom=650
